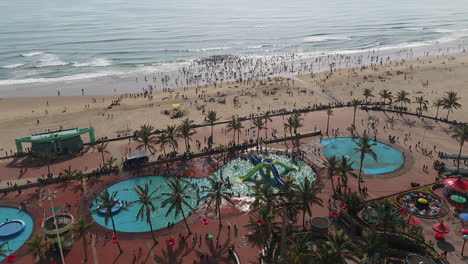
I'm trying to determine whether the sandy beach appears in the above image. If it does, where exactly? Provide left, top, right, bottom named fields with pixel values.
left=0, top=51, right=466, bottom=154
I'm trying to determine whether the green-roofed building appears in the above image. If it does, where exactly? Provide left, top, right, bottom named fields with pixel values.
left=15, top=127, right=95, bottom=154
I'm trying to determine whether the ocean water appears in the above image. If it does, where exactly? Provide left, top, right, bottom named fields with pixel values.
left=1, top=0, right=468, bottom=86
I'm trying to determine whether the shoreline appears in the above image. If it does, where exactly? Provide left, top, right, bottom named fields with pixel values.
left=0, top=39, right=466, bottom=98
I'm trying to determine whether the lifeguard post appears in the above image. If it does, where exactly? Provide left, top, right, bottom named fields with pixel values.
left=15, top=127, right=95, bottom=154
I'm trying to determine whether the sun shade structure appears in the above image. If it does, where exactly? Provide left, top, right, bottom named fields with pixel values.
left=432, top=222, right=450, bottom=234
left=404, top=216, right=421, bottom=226
left=15, top=127, right=95, bottom=153
left=450, top=195, right=467, bottom=203
left=442, top=177, right=468, bottom=192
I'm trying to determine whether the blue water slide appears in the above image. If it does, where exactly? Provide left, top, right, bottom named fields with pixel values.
left=250, top=155, right=261, bottom=165
left=271, top=165, right=285, bottom=186
left=250, top=156, right=265, bottom=176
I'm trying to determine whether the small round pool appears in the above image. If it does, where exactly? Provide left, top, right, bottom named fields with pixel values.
left=321, top=137, right=404, bottom=174
left=0, top=207, right=34, bottom=262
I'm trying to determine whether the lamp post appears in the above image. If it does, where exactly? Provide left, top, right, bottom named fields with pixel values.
left=462, top=234, right=468, bottom=256
left=42, top=189, right=66, bottom=264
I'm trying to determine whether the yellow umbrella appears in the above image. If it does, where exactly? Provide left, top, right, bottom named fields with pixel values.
left=418, top=198, right=428, bottom=204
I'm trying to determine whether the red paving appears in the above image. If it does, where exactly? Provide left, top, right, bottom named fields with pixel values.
left=1, top=109, right=467, bottom=263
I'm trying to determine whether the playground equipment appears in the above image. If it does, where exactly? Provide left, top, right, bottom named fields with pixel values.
left=237, top=155, right=299, bottom=186
left=0, top=220, right=26, bottom=238
left=97, top=200, right=123, bottom=215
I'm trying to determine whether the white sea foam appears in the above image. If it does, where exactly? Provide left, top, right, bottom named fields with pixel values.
left=433, top=28, right=457, bottom=33
left=72, top=58, right=112, bottom=67
left=303, top=36, right=351, bottom=42
left=36, top=53, right=68, bottom=67
left=406, top=27, right=424, bottom=31
left=1, top=63, right=24, bottom=69
left=190, top=47, right=232, bottom=52
left=0, top=71, right=121, bottom=86
left=21, top=51, right=45, bottom=57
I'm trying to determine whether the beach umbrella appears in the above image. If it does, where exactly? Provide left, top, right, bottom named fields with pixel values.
left=6, top=255, right=16, bottom=263
left=418, top=198, right=428, bottom=204
left=460, top=214, right=468, bottom=222
left=256, top=219, right=265, bottom=226
left=168, top=238, right=175, bottom=246
left=404, top=216, right=421, bottom=226
left=450, top=195, right=467, bottom=203
left=112, top=236, right=119, bottom=243
left=202, top=218, right=209, bottom=225
left=461, top=228, right=468, bottom=235
left=331, top=211, right=340, bottom=218
left=435, top=233, right=445, bottom=240
left=399, top=208, right=407, bottom=214
left=443, top=177, right=468, bottom=192
left=457, top=205, right=464, bottom=211
left=432, top=221, right=450, bottom=234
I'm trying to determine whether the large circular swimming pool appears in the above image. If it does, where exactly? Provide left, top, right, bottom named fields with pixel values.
left=91, top=154, right=316, bottom=233
left=0, top=207, right=34, bottom=262
left=321, top=137, right=404, bottom=174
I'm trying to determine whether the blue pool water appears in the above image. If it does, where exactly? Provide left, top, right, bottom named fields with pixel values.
left=0, top=207, right=34, bottom=262
left=91, top=154, right=316, bottom=233
left=321, top=137, right=404, bottom=174
left=91, top=176, right=209, bottom=233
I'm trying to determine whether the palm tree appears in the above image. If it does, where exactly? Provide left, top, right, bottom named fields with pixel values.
left=245, top=206, right=281, bottom=260
left=451, top=124, right=468, bottom=173
left=26, top=235, right=47, bottom=263
left=263, top=111, right=273, bottom=140
left=155, top=132, right=170, bottom=155
left=351, top=98, right=361, bottom=128
left=374, top=201, right=403, bottom=234
left=161, top=179, right=194, bottom=235
left=71, top=216, right=93, bottom=263
left=337, top=156, right=356, bottom=187
left=414, top=96, right=428, bottom=115
left=362, top=88, right=374, bottom=103
left=166, top=125, right=179, bottom=152
left=353, top=136, right=377, bottom=197
left=202, top=178, right=234, bottom=235
left=443, top=91, right=462, bottom=119
left=359, top=228, right=386, bottom=264
left=94, top=189, right=124, bottom=253
left=252, top=117, right=265, bottom=146
left=325, top=232, right=358, bottom=263
left=95, top=142, right=109, bottom=166
left=394, top=90, right=411, bottom=110
left=205, top=110, right=219, bottom=146
left=379, top=89, right=392, bottom=104
left=290, top=113, right=304, bottom=148
left=0, top=242, right=10, bottom=258
left=37, top=151, right=55, bottom=175
left=284, top=115, right=294, bottom=146
left=293, top=177, right=323, bottom=229
left=178, top=118, right=197, bottom=152
left=61, top=165, right=76, bottom=179
left=286, top=235, right=313, bottom=264
left=432, top=98, right=444, bottom=119
left=326, top=108, right=333, bottom=135
left=323, top=156, right=339, bottom=196
left=343, top=192, right=364, bottom=216
left=134, top=183, right=158, bottom=243
left=249, top=180, right=277, bottom=212
left=105, top=157, right=117, bottom=168
left=136, top=124, right=157, bottom=154
left=226, top=116, right=244, bottom=144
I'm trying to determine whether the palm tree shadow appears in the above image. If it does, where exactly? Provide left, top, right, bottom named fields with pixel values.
left=421, top=120, right=435, bottom=130
left=194, top=237, right=232, bottom=263
left=112, top=252, right=123, bottom=264
left=401, top=118, right=416, bottom=128
left=153, top=239, right=190, bottom=264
